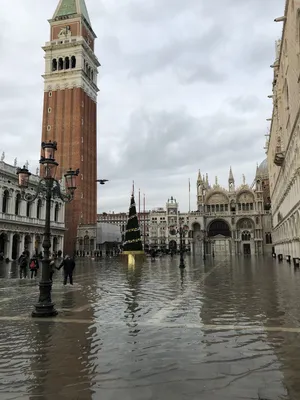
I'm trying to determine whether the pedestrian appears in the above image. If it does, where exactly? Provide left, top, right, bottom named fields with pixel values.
left=56, top=255, right=75, bottom=285
left=29, top=255, right=39, bottom=279
left=18, top=251, right=29, bottom=279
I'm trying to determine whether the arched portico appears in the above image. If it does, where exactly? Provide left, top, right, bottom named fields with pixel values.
left=12, top=234, right=21, bottom=260
left=191, top=222, right=201, bottom=255
left=207, top=219, right=232, bottom=255
left=236, top=218, right=255, bottom=255
left=169, top=240, right=177, bottom=252
left=0, top=233, right=8, bottom=258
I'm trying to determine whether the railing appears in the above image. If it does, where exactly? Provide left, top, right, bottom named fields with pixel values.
left=0, top=212, right=64, bottom=228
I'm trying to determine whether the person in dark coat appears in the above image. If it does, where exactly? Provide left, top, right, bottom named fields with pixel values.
left=18, top=251, right=29, bottom=279
left=56, top=255, right=75, bottom=285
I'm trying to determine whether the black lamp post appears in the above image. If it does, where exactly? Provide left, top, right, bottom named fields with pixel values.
left=177, top=226, right=186, bottom=269
left=17, top=141, right=79, bottom=318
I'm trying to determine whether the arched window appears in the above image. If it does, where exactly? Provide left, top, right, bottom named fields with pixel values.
left=52, top=59, right=57, bottom=71
left=242, top=231, right=251, bottom=241
left=84, top=235, right=89, bottom=251
left=2, top=190, right=9, bottom=213
left=54, top=204, right=59, bottom=222
left=58, top=58, right=64, bottom=70
left=36, top=199, right=42, bottom=219
left=15, top=193, right=21, bottom=215
left=26, top=202, right=31, bottom=217
left=65, top=57, right=70, bottom=69
left=71, top=56, right=76, bottom=68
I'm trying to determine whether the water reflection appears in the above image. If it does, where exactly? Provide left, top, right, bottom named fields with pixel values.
left=124, top=265, right=142, bottom=339
left=2, top=256, right=300, bottom=398
left=25, top=279, right=97, bottom=399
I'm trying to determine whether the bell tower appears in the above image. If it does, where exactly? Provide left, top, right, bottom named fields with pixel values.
left=41, top=0, right=100, bottom=254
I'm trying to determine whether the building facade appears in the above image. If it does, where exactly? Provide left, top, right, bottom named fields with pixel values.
left=148, top=163, right=272, bottom=256
left=266, top=0, right=300, bottom=260
left=0, top=159, right=65, bottom=260
left=41, top=0, right=99, bottom=254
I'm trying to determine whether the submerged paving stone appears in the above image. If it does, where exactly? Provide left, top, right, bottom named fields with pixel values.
left=0, top=256, right=299, bottom=399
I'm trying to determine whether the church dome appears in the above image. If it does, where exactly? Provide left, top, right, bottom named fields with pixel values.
left=257, top=159, right=268, bottom=178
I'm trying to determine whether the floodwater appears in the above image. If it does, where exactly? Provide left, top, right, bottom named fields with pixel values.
left=1, top=255, right=300, bottom=399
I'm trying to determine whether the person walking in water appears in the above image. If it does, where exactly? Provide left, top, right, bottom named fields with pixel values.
left=18, top=251, right=29, bottom=279
left=29, top=254, right=39, bottom=279
left=56, top=255, right=75, bottom=285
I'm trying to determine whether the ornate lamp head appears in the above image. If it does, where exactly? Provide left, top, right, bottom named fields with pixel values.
left=17, top=165, right=31, bottom=188
left=64, top=168, right=80, bottom=195
left=41, top=140, right=57, bottom=160
left=40, top=141, right=58, bottom=179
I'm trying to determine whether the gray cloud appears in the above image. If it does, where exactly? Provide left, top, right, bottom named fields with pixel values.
left=0, top=0, right=284, bottom=213
left=228, top=95, right=262, bottom=113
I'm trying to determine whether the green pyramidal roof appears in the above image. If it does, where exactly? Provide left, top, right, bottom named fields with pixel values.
left=54, top=0, right=91, bottom=25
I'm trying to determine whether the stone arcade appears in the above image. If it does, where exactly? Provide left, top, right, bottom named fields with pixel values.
left=0, top=159, right=65, bottom=260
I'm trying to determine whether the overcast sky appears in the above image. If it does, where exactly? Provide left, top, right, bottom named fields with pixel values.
left=0, top=0, right=283, bottom=212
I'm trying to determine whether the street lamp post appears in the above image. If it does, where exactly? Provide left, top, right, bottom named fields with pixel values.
left=177, top=226, right=186, bottom=269
left=17, top=141, right=79, bottom=318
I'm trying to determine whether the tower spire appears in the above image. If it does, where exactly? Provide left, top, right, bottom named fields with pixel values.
left=197, top=169, right=202, bottom=181
left=229, top=166, right=234, bottom=181
left=228, top=166, right=235, bottom=191
left=53, top=0, right=92, bottom=26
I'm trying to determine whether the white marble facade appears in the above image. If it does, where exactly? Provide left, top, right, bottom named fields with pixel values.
left=149, top=162, right=273, bottom=256
left=0, top=159, right=65, bottom=260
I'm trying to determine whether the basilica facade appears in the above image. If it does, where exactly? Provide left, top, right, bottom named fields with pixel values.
left=0, top=158, right=65, bottom=260
left=190, top=161, right=272, bottom=256
left=148, top=161, right=273, bottom=256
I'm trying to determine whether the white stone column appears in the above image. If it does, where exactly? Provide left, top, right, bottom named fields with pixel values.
left=19, top=198, right=26, bottom=217
left=59, top=235, right=64, bottom=254
left=6, top=232, right=13, bottom=260
left=18, top=233, right=24, bottom=258
left=28, top=234, right=34, bottom=256
left=8, top=190, right=14, bottom=214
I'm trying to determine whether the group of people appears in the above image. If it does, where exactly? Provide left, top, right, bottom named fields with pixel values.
left=18, top=251, right=76, bottom=285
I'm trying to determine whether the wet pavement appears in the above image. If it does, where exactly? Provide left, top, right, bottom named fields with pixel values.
left=1, top=255, right=300, bottom=399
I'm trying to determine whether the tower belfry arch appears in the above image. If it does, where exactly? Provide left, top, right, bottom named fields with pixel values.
left=41, top=0, right=100, bottom=254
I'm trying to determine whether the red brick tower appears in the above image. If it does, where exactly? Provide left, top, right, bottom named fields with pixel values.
left=41, top=0, right=99, bottom=255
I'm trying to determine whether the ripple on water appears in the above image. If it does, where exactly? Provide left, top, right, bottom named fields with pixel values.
left=0, top=257, right=295, bottom=399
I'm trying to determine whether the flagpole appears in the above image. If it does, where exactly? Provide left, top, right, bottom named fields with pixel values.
left=143, top=193, right=146, bottom=250
left=188, top=178, right=191, bottom=213
left=138, top=188, right=141, bottom=223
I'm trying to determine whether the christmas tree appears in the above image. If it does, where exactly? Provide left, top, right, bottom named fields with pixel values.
left=123, top=193, right=143, bottom=253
